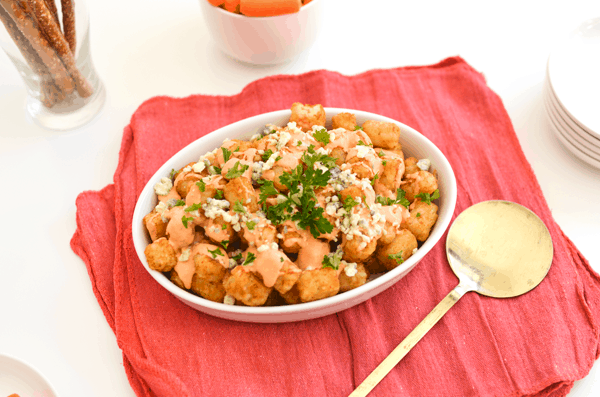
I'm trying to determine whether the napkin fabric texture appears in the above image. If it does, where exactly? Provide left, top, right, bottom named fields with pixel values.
left=71, top=57, right=600, bottom=397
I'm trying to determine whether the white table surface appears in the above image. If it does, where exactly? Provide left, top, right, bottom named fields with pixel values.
left=1, top=0, right=599, bottom=396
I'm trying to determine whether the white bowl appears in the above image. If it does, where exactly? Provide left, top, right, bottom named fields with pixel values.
left=132, top=108, right=458, bottom=323
left=198, top=0, right=323, bottom=64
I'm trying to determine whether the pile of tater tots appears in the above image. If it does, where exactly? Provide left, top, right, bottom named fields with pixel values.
left=143, top=103, right=439, bottom=306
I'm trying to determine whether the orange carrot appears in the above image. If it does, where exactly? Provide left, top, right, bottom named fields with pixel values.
left=239, top=0, right=301, bottom=17
left=207, top=0, right=224, bottom=6
left=302, top=0, right=313, bottom=4
left=224, top=0, right=240, bottom=12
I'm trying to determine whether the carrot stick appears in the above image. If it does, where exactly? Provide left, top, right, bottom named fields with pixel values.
left=240, top=0, right=301, bottom=17
left=207, top=0, right=224, bottom=6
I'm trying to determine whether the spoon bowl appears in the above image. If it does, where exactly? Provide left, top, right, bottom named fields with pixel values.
left=350, top=200, right=554, bottom=396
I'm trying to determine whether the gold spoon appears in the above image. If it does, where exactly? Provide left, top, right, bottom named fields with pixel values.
left=350, top=200, right=554, bottom=396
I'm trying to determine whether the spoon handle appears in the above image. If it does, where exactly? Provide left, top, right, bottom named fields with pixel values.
left=349, top=283, right=471, bottom=397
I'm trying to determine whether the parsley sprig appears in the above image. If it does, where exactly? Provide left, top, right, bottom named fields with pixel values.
left=376, top=188, right=410, bottom=208
left=208, top=247, right=224, bottom=258
left=181, top=215, right=194, bottom=228
left=225, top=161, right=249, bottom=179
left=196, top=180, right=206, bottom=192
left=222, top=147, right=232, bottom=163
left=313, top=128, right=330, bottom=145
left=415, top=189, right=440, bottom=205
left=242, top=252, right=256, bottom=266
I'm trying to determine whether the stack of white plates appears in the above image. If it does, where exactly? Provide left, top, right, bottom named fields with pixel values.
left=543, top=17, right=600, bottom=169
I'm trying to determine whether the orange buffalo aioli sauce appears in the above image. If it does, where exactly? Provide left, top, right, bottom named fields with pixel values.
left=274, top=148, right=301, bottom=170
left=379, top=204, right=409, bottom=228
left=202, top=216, right=230, bottom=242
left=175, top=243, right=229, bottom=289
left=158, top=186, right=181, bottom=203
left=297, top=237, right=330, bottom=271
left=242, top=246, right=290, bottom=288
left=165, top=206, right=195, bottom=252
left=242, top=217, right=275, bottom=247
left=145, top=212, right=162, bottom=241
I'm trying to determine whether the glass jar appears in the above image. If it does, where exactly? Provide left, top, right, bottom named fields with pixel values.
left=0, top=0, right=105, bottom=130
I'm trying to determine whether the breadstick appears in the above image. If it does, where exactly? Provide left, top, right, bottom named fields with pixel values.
left=43, top=0, right=58, bottom=26
left=0, top=4, right=61, bottom=106
left=0, top=0, right=75, bottom=95
left=31, top=0, right=92, bottom=97
left=60, top=0, right=75, bottom=54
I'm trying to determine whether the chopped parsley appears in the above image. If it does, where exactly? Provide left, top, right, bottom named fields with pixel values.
left=378, top=150, right=385, bottom=157
left=214, top=190, right=224, bottom=200
left=371, top=173, right=379, bottom=186
left=262, top=149, right=275, bottom=162
left=196, top=180, right=206, bottom=192
left=185, top=203, right=202, bottom=212
left=220, top=240, right=229, bottom=249
left=232, top=252, right=243, bottom=262
left=181, top=215, right=194, bottom=228
left=415, top=189, right=440, bottom=205
left=221, top=224, right=227, bottom=230
left=170, top=168, right=178, bottom=179
left=416, top=212, right=421, bottom=218
left=208, top=247, right=224, bottom=258
left=209, top=165, right=222, bottom=175
left=242, top=252, right=256, bottom=266
left=382, top=160, right=388, bottom=166
left=313, top=128, right=330, bottom=145
left=375, top=188, right=410, bottom=208
left=225, top=161, right=249, bottom=179
left=233, top=200, right=246, bottom=213
left=322, top=249, right=343, bottom=270
left=246, top=220, right=257, bottom=230
left=297, top=140, right=302, bottom=146
left=388, top=252, right=404, bottom=265
left=258, top=179, right=279, bottom=204
left=354, top=126, right=363, bottom=131
left=342, top=195, right=360, bottom=213
left=222, top=147, right=232, bottom=163
left=174, top=199, right=186, bottom=207
left=280, top=257, right=284, bottom=262
left=358, top=140, right=368, bottom=146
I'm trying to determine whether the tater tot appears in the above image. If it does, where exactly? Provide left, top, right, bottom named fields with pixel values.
left=289, top=103, right=326, bottom=132
left=296, top=268, right=340, bottom=302
left=341, top=234, right=377, bottom=263
left=202, top=215, right=236, bottom=244
left=176, top=173, right=202, bottom=198
left=170, top=270, right=186, bottom=289
left=347, top=157, right=375, bottom=179
left=364, top=255, right=387, bottom=274
left=339, top=263, right=369, bottom=293
left=273, top=261, right=302, bottom=295
left=362, top=120, right=401, bottom=150
left=404, top=157, right=420, bottom=174
left=223, top=266, right=272, bottom=306
left=191, top=273, right=227, bottom=302
left=379, top=157, right=404, bottom=192
left=376, top=230, right=418, bottom=271
left=143, top=211, right=167, bottom=241
left=145, top=237, right=177, bottom=272
left=402, top=170, right=438, bottom=202
left=331, top=147, right=347, bottom=166
left=280, top=284, right=302, bottom=305
left=194, top=253, right=227, bottom=283
left=332, top=112, right=357, bottom=131
left=403, top=200, right=439, bottom=242
left=224, top=177, right=259, bottom=212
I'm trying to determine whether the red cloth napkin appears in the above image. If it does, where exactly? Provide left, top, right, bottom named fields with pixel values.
left=71, top=57, right=600, bottom=397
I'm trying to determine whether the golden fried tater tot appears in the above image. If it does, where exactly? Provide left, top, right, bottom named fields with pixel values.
left=404, top=157, right=420, bottom=174
left=339, top=263, right=369, bottom=293
left=191, top=273, right=227, bottom=303
left=194, top=253, right=227, bottom=283
left=376, top=229, right=418, bottom=271
left=362, top=120, right=401, bottom=150
left=403, top=199, right=439, bottom=242
left=144, top=211, right=167, bottom=241
left=341, top=234, right=377, bottom=263
left=402, top=170, right=438, bottom=202
left=332, top=112, right=357, bottom=131
left=223, top=266, right=272, bottom=306
left=290, top=103, right=326, bottom=132
left=297, top=268, right=340, bottom=302
left=224, top=177, right=259, bottom=212
left=145, top=237, right=177, bottom=272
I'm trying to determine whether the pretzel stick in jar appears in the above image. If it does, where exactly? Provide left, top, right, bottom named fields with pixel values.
left=30, top=0, right=92, bottom=97
left=59, top=0, right=74, bottom=54
left=0, top=4, right=63, bottom=106
left=0, top=0, right=75, bottom=95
